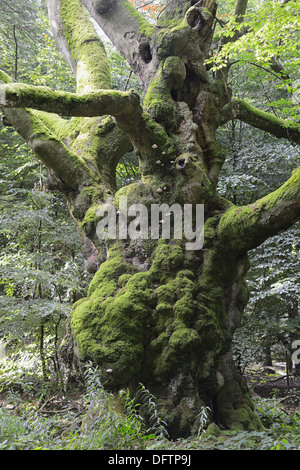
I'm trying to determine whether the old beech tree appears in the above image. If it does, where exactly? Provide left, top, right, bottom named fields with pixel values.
left=1, top=0, right=300, bottom=437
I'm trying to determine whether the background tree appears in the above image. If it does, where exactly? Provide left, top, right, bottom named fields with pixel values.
left=0, top=0, right=299, bottom=438
left=217, top=122, right=300, bottom=374
left=0, top=0, right=90, bottom=388
left=213, top=0, right=300, bottom=375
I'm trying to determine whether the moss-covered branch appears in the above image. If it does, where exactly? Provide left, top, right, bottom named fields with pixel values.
left=2, top=107, right=96, bottom=189
left=47, top=0, right=111, bottom=93
left=0, top=81, right=176, bottom=171
left=0, top=68, right=98, bottom=187
left=0, top=69, right=14, bottom=85
left=218, top=165, right=300, bottom=252
left=0, top=83, right=141, bottom=119
left=83, top=0, right=155, bottom=37
left=231, top=98, right=300, bottom=144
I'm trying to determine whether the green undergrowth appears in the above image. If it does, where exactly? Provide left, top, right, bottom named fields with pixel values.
left=1, top=362, right=300, bottom=450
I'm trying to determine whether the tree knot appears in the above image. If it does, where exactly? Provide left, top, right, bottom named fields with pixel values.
left=185, top=1, right=215, bottom=32
left=93, top=0, right=116, bottom=15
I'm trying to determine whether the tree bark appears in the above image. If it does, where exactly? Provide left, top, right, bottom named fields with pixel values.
left=222, top=98, right=300, bottom=145
left=1, top=0, right=300, bottom=438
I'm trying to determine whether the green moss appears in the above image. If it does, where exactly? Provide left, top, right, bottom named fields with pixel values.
left=69, top=225, right=260, bottom=434
left=218, top=165, right=300, bottom=252
left=118, top=273, right=132, bottom=287
left=38, top=112, right=125, bottom=190
left=114, top=182, right=156, bottom=210
left=143, top=58, right=186, bottom=130
left=71, top=239, right=195, bottom=384
left=82, top=204, right=98, bottom=225
left=203, top=216, right=218, bottom=242
left=156, top=2, right=188, bottom=30
left=72, top=185, right=107, bottom=223
left=152, top=326, right=202, bottom=379
left=144, top=71, right=174, bottom=118
left=168, top=244, right=185, bottom=268
left=24, top=109, right=94, bottom=188
left=237, top=98, right=300, bottom=133
left=149, top=239, right=174, bottom=280
left=149, top=332, right=169, bottom=353
left=206, top=423, right=220, bottom=437
left=0, top=69, right=13, bottom=84
left=88, top=245, right=132, bottom=297
left=70, top=240, right=158, bottom=384
left=34, top=111, right=74, bottom=142
left=60, top=0, right=111, bottom=92
left=174, top=271, right=196, bottom=295
left=121, top=0, right=155, bottom=37
left=173, top=296, right=195, bottom=322
left=154, top=302, right=173, bottom=333
left=155, top=283, right=177, bottom=303
left=221, top=405, right=263, bottom=432
left=169, top=327, right=201, bottom=350
left=172, top=154, right=214, bottom=204
left=157, top=21, right=190, bottom=59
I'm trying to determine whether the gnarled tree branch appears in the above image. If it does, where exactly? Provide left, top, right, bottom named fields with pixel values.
left=218, top=165, right=300, bottom=252
left=222, top=98, right=300, bottom=145
left=0, top=81, right=176, bottom=173
left=3, top=106, right=95, bottom=189
left=0, top=82, right=142, bottom=120
left=81, top=0, right=157, bottom=89
left=0, top=69, right=95, bottom=188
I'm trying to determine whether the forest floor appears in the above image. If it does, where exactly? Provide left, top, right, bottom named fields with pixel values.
left=245, top=364, right=300, bottom=412
left=1, top=363, right=300, bottom=450
left=2, top=365, right=298, bottom=416
left=10, top=365, right=299, bottom=416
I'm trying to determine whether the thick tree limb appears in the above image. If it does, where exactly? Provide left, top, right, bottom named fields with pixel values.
left=0, top=67, right=77, bottom=149
left=0, top=69, right=100, bottom=188
left=47, top=0, right=76, bottom=77
left=3, top=107, right=94, bottom=188
left=221, top=98, right=300, bottom=145
left=34, top=111, right=132, bottom=187
left=234, top=0, right=249, bottom=22
left=0, top=81, right=175, bottom=170
left=47, top=0, right=111, bottom=93
left=0, top=72, right=132, bottom=188
left=218, top=166, right=300, bottom=252
left=0, top=83, right=141, bottom=120
left=81, top=0, right=156, bottom=89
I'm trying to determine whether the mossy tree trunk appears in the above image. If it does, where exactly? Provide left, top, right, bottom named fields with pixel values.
left=1, top=0, right=300, bottom=438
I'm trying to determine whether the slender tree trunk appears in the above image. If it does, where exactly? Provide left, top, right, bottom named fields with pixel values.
left=40, top=322, right=48, bottom=381
left=263, top=344, right=273, bottom=368
left=13, top=25, right=18, bottom=81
